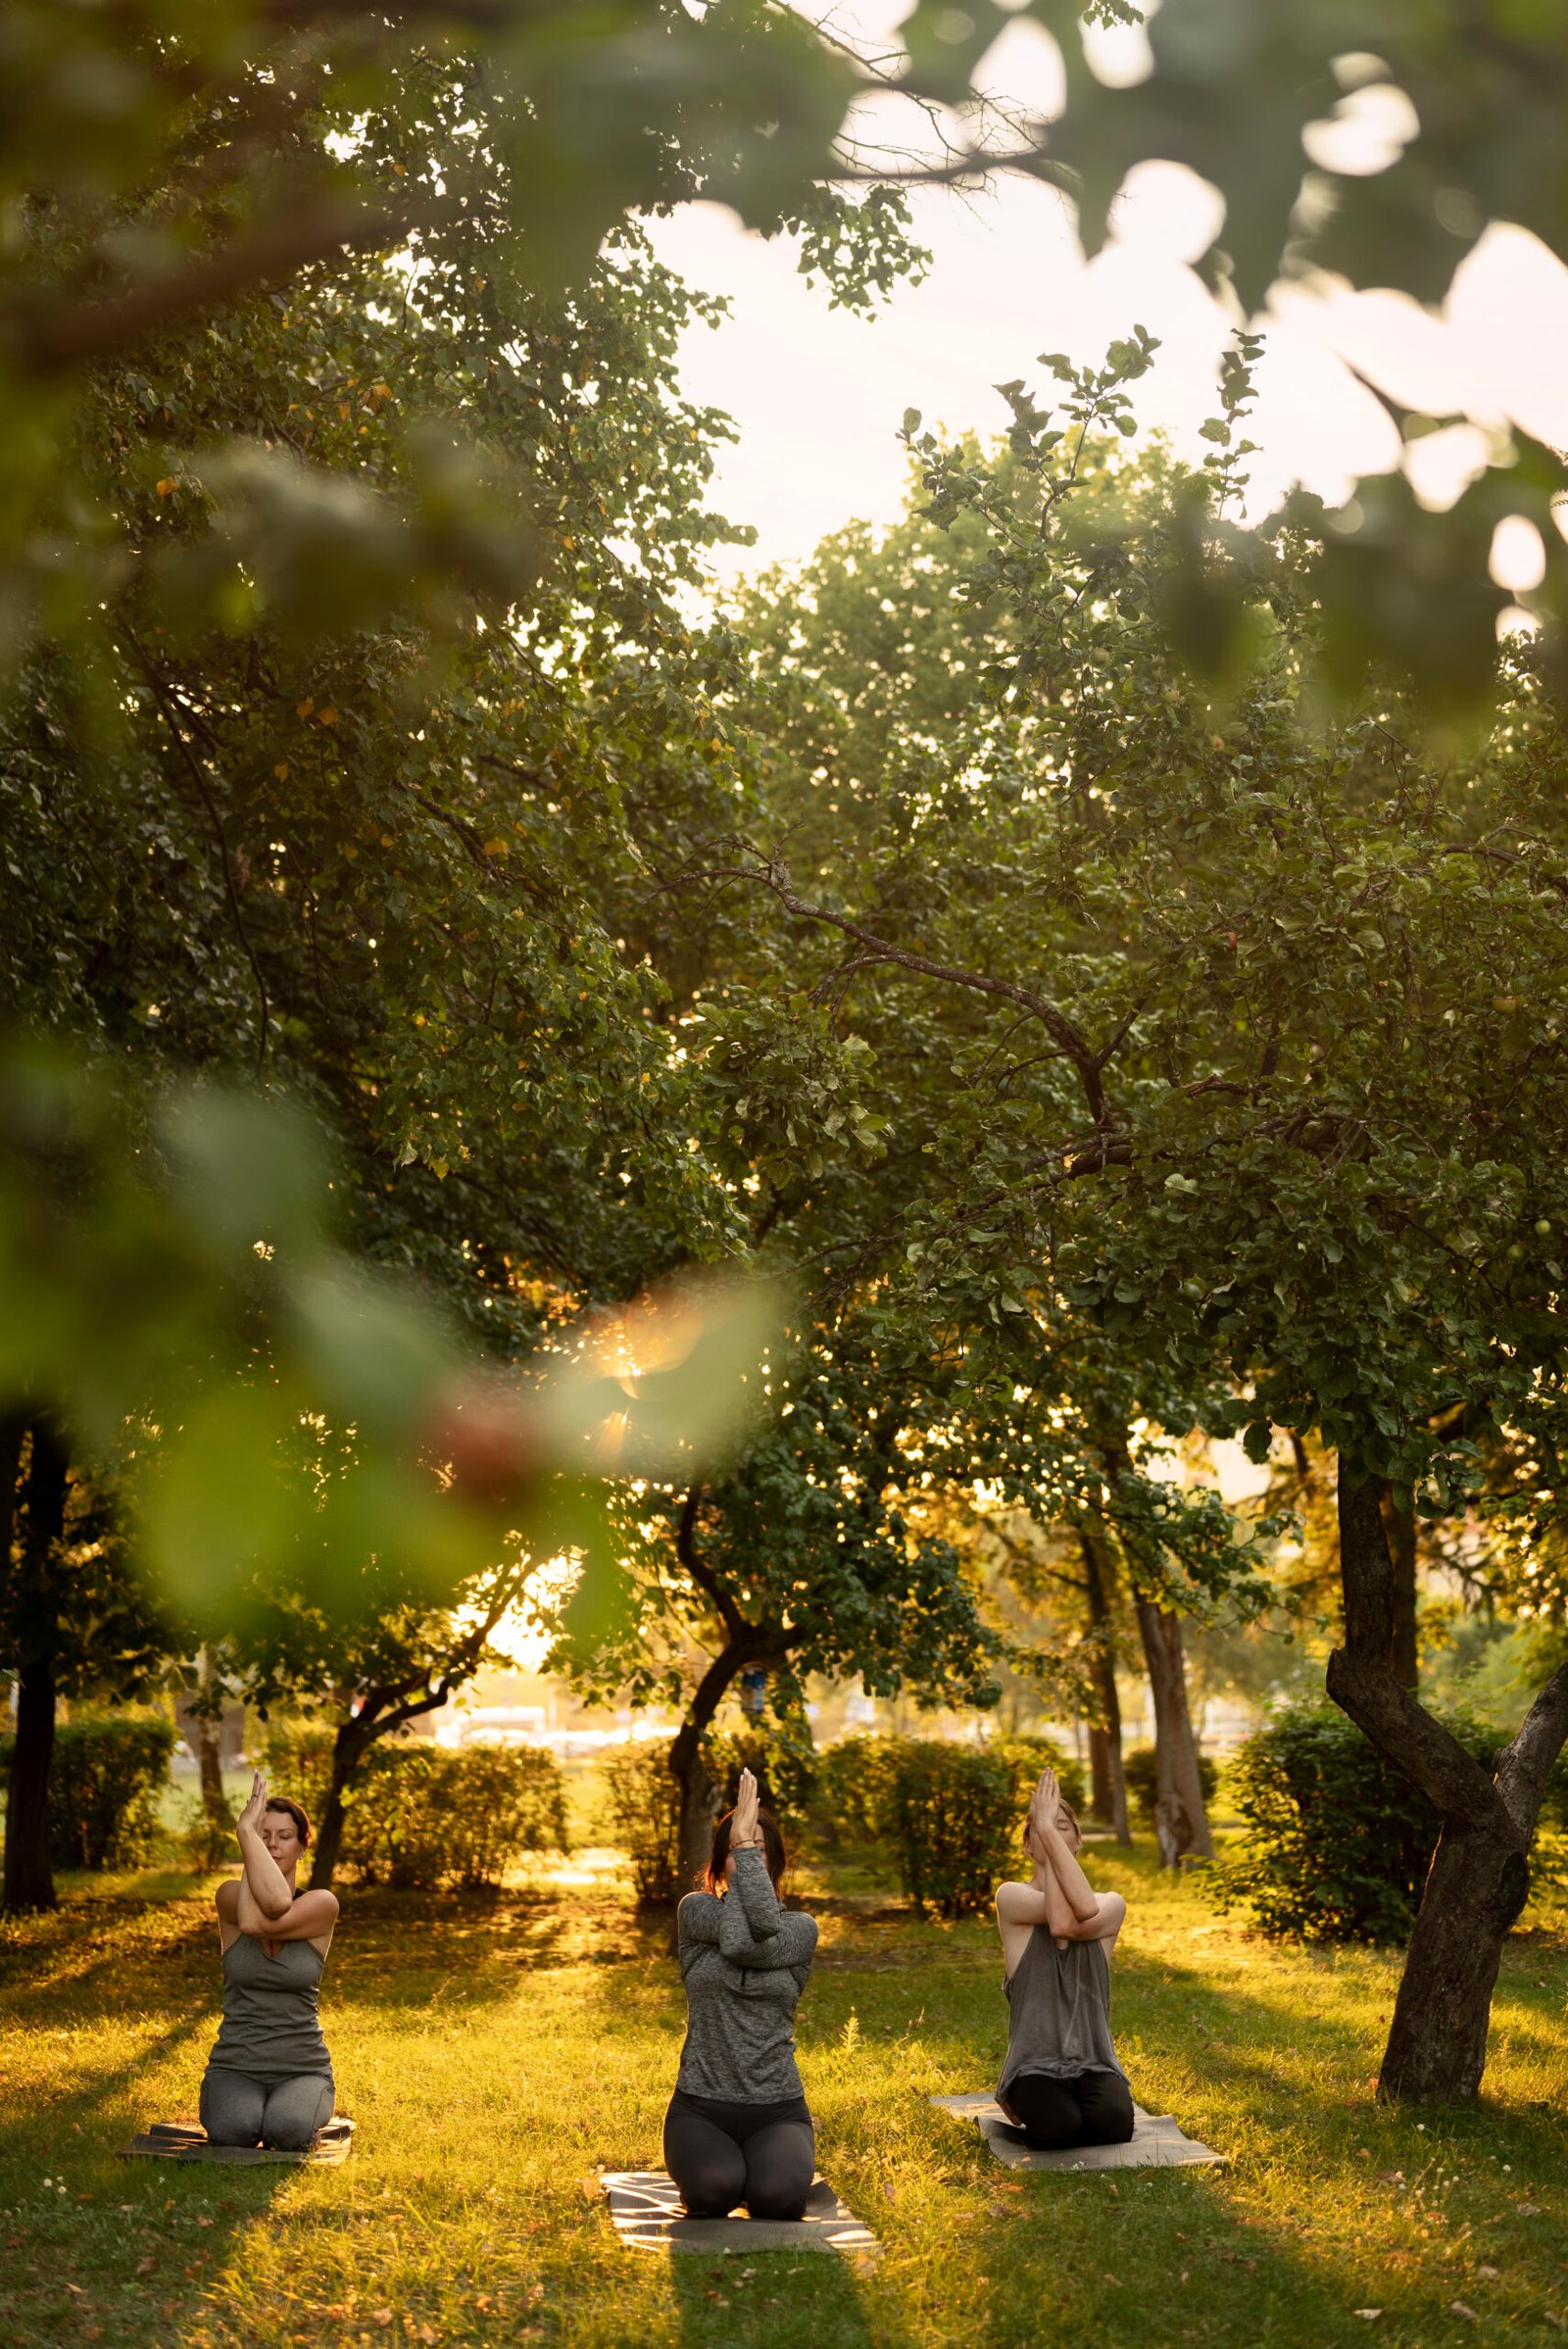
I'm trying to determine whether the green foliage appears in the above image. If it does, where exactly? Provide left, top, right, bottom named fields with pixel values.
left=0, top=1710, right=174, bottom=1870
left=811, top=1734, right=908, bottom=1848
left=258, top=1723, right=566, bottom=1890
left=598, top=1742, right=684, bottom=1905
left=704, top=1714, right=818, bottom=1841
left=997, top=1734, right=1088, bottom=1820
left=1216, top=1702, right=1504, bottom=1943
left=1123, top=1743, right=1221, bottom=1829
left=883, top=1739, right=1015, bottom=1920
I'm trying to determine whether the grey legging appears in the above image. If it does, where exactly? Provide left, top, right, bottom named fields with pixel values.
left=663, top=2088, right=815, bottom=2220
left=200, top=2067, right=334, bottom=2151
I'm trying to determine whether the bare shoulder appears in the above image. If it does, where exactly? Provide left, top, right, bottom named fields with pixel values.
left=215, top=1878, right=240, bottom=1917
left=297, top=1888, right=339, bottom=1924
left=995, top=1879, right=1044, bottom=1922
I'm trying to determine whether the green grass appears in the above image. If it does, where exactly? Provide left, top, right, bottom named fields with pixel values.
left=2, top=1839, right=1566, bottom=2349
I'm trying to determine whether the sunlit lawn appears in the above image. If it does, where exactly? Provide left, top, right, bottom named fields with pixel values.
left=2, top=1837, right=1566, bottom=2348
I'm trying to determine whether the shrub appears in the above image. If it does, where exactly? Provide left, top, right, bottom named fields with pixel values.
left=812, top=1733, right=906, bottom=1846
left=600, top=1742, right=683, bottom=1903
left=0, top=1711, right=174, bottom=1870
left=705, top=1718, right=817, bottom=1841
left=998, top=1735, right=1088, bottom=1821
left=257, top=1722, right=567, bottom=1890
left=1216, top=1700, right=1499, bottom=1943
left=884, top=1739, right=1014, bottom=1919
left=1122, top=1743, right=1220, bottom=1828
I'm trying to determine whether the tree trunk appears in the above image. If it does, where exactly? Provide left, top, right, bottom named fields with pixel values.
left=3, top=1424, right=70, bottom=1914
left=667, top=1639, right=758, bottom=1898
left=1078, top=1529, right=1129, bottom=1842
left=309, top=1711, right=379, bottom=1890
left=195, top=1647, right=229, bottom=1835
left=1383, top=1489, right=1420, bottom=1689
left=1380, top=1826, right=1528, bottom=2099
left=1135, top=1599, right=1213, bottom=1866
left=1327, top=1460, right=1568, bottom=2101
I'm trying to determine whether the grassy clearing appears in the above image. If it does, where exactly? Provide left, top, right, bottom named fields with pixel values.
left=1, top=1839, right=1566, bottom=2349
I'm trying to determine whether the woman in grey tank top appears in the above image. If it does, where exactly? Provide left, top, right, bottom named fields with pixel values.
left=198, top=1774, right=339, bottom=2151
left=993, top=1765, right=1135, bottom=2151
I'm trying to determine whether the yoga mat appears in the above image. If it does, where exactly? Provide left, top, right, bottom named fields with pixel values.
left=601, top=2169, right=878, bottom=2257
left=122, top=2117, right=355, bottom=2167
left=930, top=2092, right=1225, bottom=2172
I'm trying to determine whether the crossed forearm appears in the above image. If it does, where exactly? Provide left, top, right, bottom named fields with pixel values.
left=237, top=1826, right=294, bottom=1923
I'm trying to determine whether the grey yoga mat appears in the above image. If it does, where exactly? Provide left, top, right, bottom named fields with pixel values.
left=122, top=2116, right=355, bottom=2167
left=931, top=2092, right=1225, bottom=2172
left=601, top=2169, right=878, bottom=2256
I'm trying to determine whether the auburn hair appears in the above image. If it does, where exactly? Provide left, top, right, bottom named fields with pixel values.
left=265, top=1794, right=312, bottom=1848
left=700, top=1801, right=787, bottom=1895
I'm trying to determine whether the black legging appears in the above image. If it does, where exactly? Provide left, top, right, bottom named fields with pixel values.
left=663, top=2088, right=815, bottom=2220
left=1005, top=2069, right=1135, bottom=2151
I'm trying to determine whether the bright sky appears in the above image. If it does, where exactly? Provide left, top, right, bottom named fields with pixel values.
left=645, top=6, right=1568, bottom=591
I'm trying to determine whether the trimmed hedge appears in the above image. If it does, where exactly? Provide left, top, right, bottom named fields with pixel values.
left=0, top=1712, right=174, bottom=1870
left=259, top=1723, right=568, bottom=1890
left=883, top=1739, right=1014, bottom=1918
left=1215, top=1700, right=1499, bottom=1943
left=600, top=1743, right=684, bottom=1904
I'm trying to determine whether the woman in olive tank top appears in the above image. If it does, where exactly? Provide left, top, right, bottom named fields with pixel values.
left=993, top=1765, right=1135, bottom=2151
left=199, top=1774, right=339, bottom=2151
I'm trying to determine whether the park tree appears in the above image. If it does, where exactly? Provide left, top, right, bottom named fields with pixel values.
left=220, top=1551, right=535, bottom=1888
left=0, top=1420, right=175, bottom=1910
left=4, top=0, right=1563, bottom=743
left=717, top=419, right=1273, bottom=1863
left=698, top=333, right=1568, bottom=2096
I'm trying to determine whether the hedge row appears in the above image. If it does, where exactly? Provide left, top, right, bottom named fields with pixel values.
left=603, top=1731, right=1088, bottom=1917
left=0, top=1712, right=174, bottom=1870
left=260, top=1724, right=568, bottom=1890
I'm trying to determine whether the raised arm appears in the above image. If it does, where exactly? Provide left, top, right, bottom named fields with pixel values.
left=1027, top=1768, right=1101, bottom=1925
left=718, top=1849, right=817, bottom=1969
left=235, top=1774, right=293, bottom=1920
left=232, top=1775, right=338, bottom=1944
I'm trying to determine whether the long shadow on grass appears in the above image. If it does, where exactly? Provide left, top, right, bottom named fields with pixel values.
left=0, top=1998, right=296, bottom=2349
left=665, top=2247, right=904, bottom=2349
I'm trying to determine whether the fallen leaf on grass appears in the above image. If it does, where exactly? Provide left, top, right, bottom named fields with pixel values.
left=1542, top=2312, right=1564, bottom=2330
left=1450, top=2303, right=1479, bottom=2322
left=1477, top=2265, right=1500, bottom=2280
left=577, top=2177, right=599, bottom=2202
left=1353, top=2312, right=1382, bottom=2323
left=136, top=2257, right=156, bottom=2275
left=372, top=2311, right=393, bottom=2328
left=1376, top=2170, right=1403, bottom=2183
left=1519, top=2203, right=1544, bottom=2217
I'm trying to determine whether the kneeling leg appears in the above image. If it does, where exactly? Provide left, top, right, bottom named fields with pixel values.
left=261, top=2075, right=335, bottom=2151
left=1005, top=2075, right=1083, bottom=2150
left=743, top=2120, right=815, bottom=2221
left=199, top=2070, right=266, bottom=2148
left=1074, top=2070, right=1136, bottom=2146
left=664, top=2106, right=747, bottom=2219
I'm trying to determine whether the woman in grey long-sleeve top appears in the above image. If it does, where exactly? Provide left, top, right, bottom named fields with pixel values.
left=665, top=1766, right=819, bottom=2219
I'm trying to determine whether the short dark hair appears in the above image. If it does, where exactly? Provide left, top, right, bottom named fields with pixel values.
left=265, top=1794, right=311, bottom=1848
left=701, top=1802, right=786, bottom=1895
